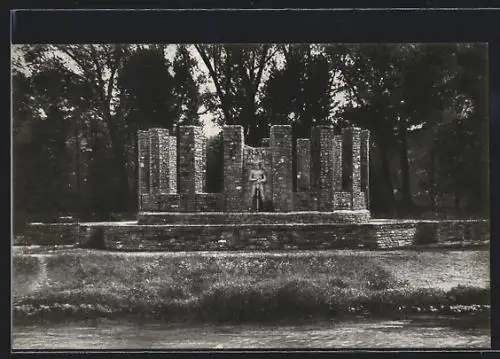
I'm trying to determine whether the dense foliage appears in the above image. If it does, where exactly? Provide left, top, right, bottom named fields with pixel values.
left=12, top=43, right=489, bottom=231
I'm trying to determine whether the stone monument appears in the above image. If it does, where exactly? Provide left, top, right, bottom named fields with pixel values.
left=23, top=122, right=487, bottom=251
left=137, top=124, right=371, bottom=222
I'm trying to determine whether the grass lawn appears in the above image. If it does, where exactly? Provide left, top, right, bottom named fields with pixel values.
left=12, top=247, right=490, bottom=323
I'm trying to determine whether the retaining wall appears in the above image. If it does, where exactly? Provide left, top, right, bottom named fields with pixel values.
left=20, top=218, right=490, bottom=251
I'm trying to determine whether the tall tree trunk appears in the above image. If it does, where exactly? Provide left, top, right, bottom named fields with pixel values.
left=399, top=118, right=413, bottom=209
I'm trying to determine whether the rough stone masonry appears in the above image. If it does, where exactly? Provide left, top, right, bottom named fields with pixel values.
left=137, top=125, right=370, bottom=214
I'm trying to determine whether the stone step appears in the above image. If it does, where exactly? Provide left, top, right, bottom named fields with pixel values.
left=137, top=210, right=371, bottom=225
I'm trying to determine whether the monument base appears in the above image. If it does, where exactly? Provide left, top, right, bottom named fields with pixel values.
left=137, top=210, right=371, bottom=225
left=19, top=217, right=490, bottom=251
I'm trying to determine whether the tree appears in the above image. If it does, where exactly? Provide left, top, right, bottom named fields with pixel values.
left=22, top=44, right=132, bottom=211
left=195, top=44, right=278, bottom=145
left=171, top=45, right=204, bottom=126
left=431, top=44, right=489, bottom=216
left=337, top=44, right=464, bottom=214
left=119, top=45, right=203, bottom=132
left=261, top=44, right=344, bottom=138
left=12, top=64, right=84, bottom=226
left=118, top=44, right=205, bottom=207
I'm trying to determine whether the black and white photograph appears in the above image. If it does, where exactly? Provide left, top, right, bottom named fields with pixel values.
left=11, top=41, right=490, bottom=349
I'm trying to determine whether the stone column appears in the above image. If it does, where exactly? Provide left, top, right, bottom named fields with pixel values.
left=271, top=125, right=293, bottom=212
left=166, top=133, right=178, bottom=194
left=333, top=135, right=343, bottom=191
left=361, top=129, right=370, bottom=209
left=143, top=128, right=180, bottom=211
left=223, top=125, right=245, bottom=212
left=179, top=126, right=205, bottom=211
left=311, top=126, right=335, bottom=211
left=149, top=128, right=173, bottom=194
left=296, top=138, right=311, bottom=192
left=137, top=130, right=150, bottom=210
left=342, top=127, right=363, bottom=209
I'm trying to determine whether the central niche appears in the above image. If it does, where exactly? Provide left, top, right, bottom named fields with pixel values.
left=243, top=146, right=273, bottom=212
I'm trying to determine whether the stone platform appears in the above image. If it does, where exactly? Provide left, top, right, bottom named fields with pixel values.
left=137, top=210, right=371, bottom=225
left=19, top=217, right=490, bottom=251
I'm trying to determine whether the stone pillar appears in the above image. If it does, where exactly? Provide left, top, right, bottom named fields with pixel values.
left=361, top=129, right=370, bottom=209
left=166, top=134, right=178, bottom=194
left=137, top=130, right=150, bottom=210
left=148, top=128, right=161, bottom=194
left=223, top=125, right=245, bottom=212
left=296, top=138, right=311, bottom=192
left=179, top=126, right=205, bottom=211
left=196, top=132, right=207, bottom=193
left=271, top=125, right=293, bottom=211
left=149, top=128, right=174, bottom=194
left=342, top=127, right=362, bottom=209
left=311, top=126, right=335, bottom=211
left=333, top=135, right=343, bottom=191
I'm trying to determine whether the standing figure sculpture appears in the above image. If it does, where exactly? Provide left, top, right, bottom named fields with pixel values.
left=249, top=163, right=267, bottom=212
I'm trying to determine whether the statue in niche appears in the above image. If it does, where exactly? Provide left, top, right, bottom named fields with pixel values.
left=249, top=162, right=267, bottom=212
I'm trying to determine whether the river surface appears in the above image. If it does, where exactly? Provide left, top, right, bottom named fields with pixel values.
left=13, top=315, right=490, bottom=350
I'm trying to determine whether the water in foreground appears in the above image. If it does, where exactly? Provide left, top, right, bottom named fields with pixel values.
left=13, top=315, right=489, bottom=350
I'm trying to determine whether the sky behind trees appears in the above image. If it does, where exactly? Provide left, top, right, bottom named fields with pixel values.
left=12, top=44, right=349, bottom=137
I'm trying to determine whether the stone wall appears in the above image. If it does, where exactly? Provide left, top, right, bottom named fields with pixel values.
left=195, top=193, right=224, bottom=212
left=333, top=135, right=343, bottom=191
left=342, top=128, right=352, bottom=191
left=270, top=125, right=294, bottom=211
left=21, top=219, right=490, bottom=249
left=73, top=219, right=489, bottom=251
left=137, top=210, right=371, bottom=225
left=294, top=192, right=319, bottom=211
left=138, top=129, right=178, bottom=212
left=360, top=130, right=370, bottom=208
left=148, top=128, right=161, bottom=193
left=148, top=128, right=177, bottom=194
left=311, top=126, right=335, bottom=211
left=334, top=191, right=352, bottom=210
left=137, top=130, right=150, bottom=209
left=138, top=125, right=370, bottom=213
left=20, top=223, right=78, bottom=246
left=179, top=126, right=206, bottom=211
left=342, top=128, right=364, bottom=210
left=223, top=126, right=245, bottom=212
left=296, top=138, right=311, bottom=192
left=342, top=128, right=362, bottom=192
left=167, top=134, right=178, bottom=194
left=261, top=138, right=270, bottom=147
left=141, top=194, right=180, bottom=212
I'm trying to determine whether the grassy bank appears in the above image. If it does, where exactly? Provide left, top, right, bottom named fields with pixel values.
left=13, top=247, right=490, bottom=324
